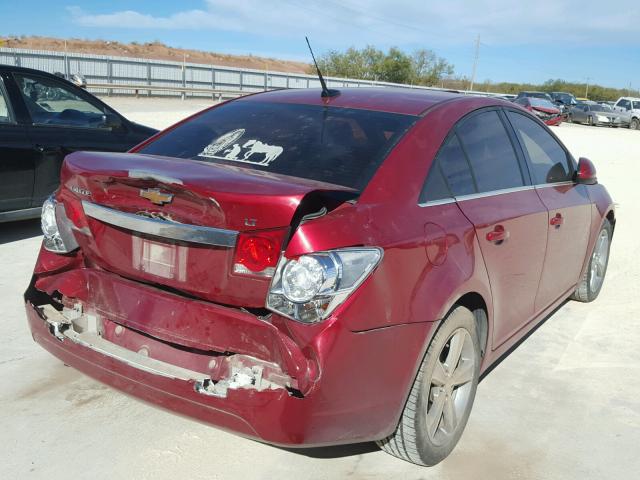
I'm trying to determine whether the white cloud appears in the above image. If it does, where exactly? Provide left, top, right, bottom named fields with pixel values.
left=67, top=1, right=640, bottom=47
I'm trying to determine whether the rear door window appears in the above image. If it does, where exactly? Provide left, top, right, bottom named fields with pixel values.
left=433, top=134, right=476, bottom=197
left=139, top=101, right=416, bottom=192
left=419, top=158, right=451, bottom=203
left=456, top=110, right=525, bottom=192
left=506, top=111, right=573, bottom=184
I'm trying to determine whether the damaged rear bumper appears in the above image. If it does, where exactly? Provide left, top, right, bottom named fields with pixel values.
left=25, top=267, right=436, bottom=446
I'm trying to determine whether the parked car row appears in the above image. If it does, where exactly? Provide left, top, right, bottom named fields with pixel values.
left=513, top=90, right=640, bottom=130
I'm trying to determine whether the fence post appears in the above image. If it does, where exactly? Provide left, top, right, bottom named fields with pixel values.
left=239, top=71, right=243, bottom=92
left=107, top=58, right=112, bottom=96
left=211, top=67, right=216, bottom=100
left=286, top=75, right=290, bottom=89
left=14, top=51, right=20, bottom=67
left=147, top=61, right=151, bottom=97
left=181, top=63, right=186, bottom=101
left=264, top=71, right=268, bottom=91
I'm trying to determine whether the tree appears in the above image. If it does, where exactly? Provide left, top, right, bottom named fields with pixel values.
left=316, top=46, right=454, bottom=86
left=410, top=49, right=454, bottom=86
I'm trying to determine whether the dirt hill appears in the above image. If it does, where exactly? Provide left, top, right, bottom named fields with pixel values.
left=0, top=36, right=311, bottom=74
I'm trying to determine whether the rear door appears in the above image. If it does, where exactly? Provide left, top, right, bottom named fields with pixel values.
left=439, top=109, right=548, bottom=347
left=505, top=110, right=591, bottom=311
left=11, top=72, right=132, bottom=207
left=0, top=74, right=35, bottom=212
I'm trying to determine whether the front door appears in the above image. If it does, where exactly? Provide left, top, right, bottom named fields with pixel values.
left=438, top=109, right=548, bottom=347
left=505, top=110, right=592, bottom=311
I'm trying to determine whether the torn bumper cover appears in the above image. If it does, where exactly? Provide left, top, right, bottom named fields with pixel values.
left=39, top=304, right=291, bottom=399
left=25, top=267, right=435, bottom=446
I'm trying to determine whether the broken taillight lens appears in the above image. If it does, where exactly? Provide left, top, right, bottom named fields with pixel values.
left=41, top=196, right=80, bottom=254
left=233, top=229, right=287, bottom=277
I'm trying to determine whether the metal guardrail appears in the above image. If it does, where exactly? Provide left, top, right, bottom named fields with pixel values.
left=85, top=83, right=253, bottom=99
left=0, top=47, right=510, bottom=99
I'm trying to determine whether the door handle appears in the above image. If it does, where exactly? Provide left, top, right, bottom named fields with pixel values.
left=486, top=225, right=509, bottom=243
left=35, top=145, right=63, bottom=154
left=550, top=213, right=564, bottom=227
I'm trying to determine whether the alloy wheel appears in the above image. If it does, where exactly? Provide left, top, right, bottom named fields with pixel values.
left=425, top=328, right=476, bottom=446
left=589, top=229, right=609, bottom=293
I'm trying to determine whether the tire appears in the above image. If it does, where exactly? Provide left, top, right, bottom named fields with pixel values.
left=588, top=116, right=594, bottom=126
left=631, top=118, right=640, bottom=130
left=377, top=306, right=481, bottom=466
left=567, top=114, right=573, bottom=123
left=572, top=220, right=612, bottom=302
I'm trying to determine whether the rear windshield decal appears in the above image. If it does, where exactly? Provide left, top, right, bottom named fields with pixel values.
left=199, top=129, right=283, bottom=166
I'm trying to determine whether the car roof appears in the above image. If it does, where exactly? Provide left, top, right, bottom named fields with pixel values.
left=237, top=87, right=468, bottom=116
left=619, top=96, right=640, bottom=101
left=0, top=65, right=63, bottom=76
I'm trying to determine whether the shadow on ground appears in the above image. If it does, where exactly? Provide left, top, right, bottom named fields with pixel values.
left=0, top=219, right=42, bottom=245
left=280, top=442, right=379, bottom=459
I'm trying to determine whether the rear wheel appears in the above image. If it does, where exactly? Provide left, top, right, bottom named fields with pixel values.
left=572, top=220, right=612, bottom=302
left=377, top=306, right=480, bottom=466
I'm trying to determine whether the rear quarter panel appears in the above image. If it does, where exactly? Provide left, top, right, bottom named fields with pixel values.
left=285, top=97, right=497, bottom=334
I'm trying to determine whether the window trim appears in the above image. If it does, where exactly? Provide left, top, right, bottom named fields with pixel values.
left=418, top=182, right=578, bottom=208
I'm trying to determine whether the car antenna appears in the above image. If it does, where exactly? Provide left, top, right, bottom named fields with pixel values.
left=305, top=36, right=340, bottom=98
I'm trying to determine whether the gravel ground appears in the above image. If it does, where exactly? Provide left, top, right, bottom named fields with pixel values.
left=1, top=98, right=639, bottom=480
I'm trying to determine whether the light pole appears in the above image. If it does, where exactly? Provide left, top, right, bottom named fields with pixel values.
left=585, top=77, right=590, bottom=99
left=469, top=34, right=480, bottom=92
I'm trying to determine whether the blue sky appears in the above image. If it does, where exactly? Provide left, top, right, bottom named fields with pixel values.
left=1, top=0, right=638, bottom=89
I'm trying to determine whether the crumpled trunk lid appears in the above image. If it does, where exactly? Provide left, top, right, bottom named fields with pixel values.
left=58, top=151, right=355, bottom=307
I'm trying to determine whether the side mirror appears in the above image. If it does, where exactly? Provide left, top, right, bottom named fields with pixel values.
left=102, top=112, right=123, bottom=130
left=575, top=157, right=597, bottom=185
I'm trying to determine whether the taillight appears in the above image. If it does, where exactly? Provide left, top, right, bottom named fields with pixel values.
left=267, top=248, right=383, bottom=323
left=41, top=196, right=79, bottom=254
left=233, top=229, right=287, bottom=277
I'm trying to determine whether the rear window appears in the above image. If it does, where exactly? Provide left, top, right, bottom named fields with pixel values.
left=138, top=101, right=416, bottom=191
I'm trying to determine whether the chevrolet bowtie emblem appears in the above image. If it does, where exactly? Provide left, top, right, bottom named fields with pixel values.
left=140, top=188, right=174, bottom=205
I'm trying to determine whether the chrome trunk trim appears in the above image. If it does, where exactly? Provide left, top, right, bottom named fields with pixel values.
left=82, top=201, right=238, bottom=247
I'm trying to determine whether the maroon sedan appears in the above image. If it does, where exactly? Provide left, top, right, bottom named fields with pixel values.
left=25, top=88, right=614, bottom=466
left=514, top=96, right=565, bottom=126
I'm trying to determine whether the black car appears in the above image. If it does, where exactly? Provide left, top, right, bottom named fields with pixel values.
left=0, top=66, right=157, bottom=222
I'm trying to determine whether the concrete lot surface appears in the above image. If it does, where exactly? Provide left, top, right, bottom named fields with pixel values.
left=1, top=98, right=639, bottom=479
